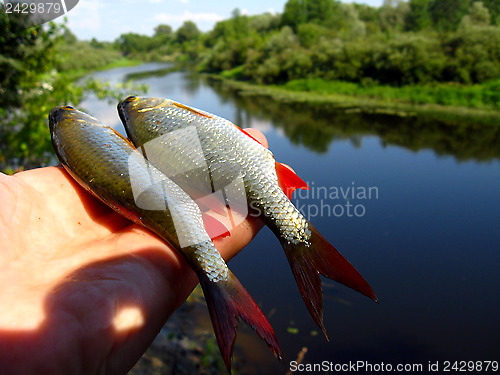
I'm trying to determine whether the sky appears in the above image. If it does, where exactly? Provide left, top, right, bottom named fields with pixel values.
left=63, top=0, right=384, bottom=41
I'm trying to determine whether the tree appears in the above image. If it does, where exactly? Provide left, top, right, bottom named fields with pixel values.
left=154, top=24, right=172, bottom=36
left=428, top=0, right=470, bottom=31
left=0, top=8, right=61, bottom=108
left=379, top=0, right=410, bottom=32
left=405, top=0, right=432, bottom=31
left=281, top=0, right=307, bottom=30
left=115, top=32, right=152, bottom=55
left=472, top=0, right=500, bottom=24
left=176, top=21, right=200, bottom=44
left=461, top=1, right=491, bottom=26
left=63, top=28, right=78, bottom=43
left=281, top=0, right=339, bottom=31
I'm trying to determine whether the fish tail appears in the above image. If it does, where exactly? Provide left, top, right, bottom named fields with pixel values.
left=281, top=223, right=378, bottom=338
left=198, top=271, right=282, bottom=372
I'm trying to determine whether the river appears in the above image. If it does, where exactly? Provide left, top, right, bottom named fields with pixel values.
left=82, top=63, right=500, bottom=374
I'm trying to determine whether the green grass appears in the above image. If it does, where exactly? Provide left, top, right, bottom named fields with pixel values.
left=284, top=78, right=500, bottom=111
left=59, top=57, right=143, bottom=82
left=56, top=41, right=143, bottom=80
left=208, top=75, right=500, bottom=125
left=96, top=57, right=143, bottom=71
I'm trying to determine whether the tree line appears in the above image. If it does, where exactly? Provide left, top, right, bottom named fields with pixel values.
left=115, top=0, right=500, bottom=86
left=0, top=6, right=141, bottom=172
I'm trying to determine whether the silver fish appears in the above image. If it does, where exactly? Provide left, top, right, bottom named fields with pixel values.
left=118, top=96, right=378, bottom=337
left=49, top=105, right=282, bottom=371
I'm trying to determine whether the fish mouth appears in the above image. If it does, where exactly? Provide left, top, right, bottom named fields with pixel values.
left=49, top=105, right=76, bottom=132
left=117, top=96, right=137, bottom=126
left=118, top=96, right=168, bottom=123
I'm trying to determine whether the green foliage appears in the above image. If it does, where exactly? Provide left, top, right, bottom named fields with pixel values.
left=369, top=32, right=447, bottom=85
left=56, top=41, right=123, bottom=72
left=3, top=0, right=498, bottom=173
left=284, top=78, right=500, bottom=110
left=207, top=0, right=499, bottom=87
left=0, top=7, right=61, bottom=108
left=115, top=32, right=154, bottom=56
left=244, top=26, right=313, bottom=83
left=379, top=0, right=409, bottom=32
left=297, top=23, right=330, bottom=48
left=428, top=0, right=470, bottom=31
left=281, top=0, right=338, bottom=31
left=210, top=82, right=500, bottom=159
left=405, top=0, right=432, bottom=31
left=154, top=24, right=173, bottom=37
left=102, top=0, right=500, bottom=90
left=0, top=8, right=144, bottom=172
left=176, top=21, right=200, bottom=44
left=446, top=10, right=500, bottom=83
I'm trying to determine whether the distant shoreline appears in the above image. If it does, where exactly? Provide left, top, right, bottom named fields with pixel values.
left=205, top=74, right=500, bottom=126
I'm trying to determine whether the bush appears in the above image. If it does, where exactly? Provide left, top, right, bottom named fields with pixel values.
left=56, top=42, right=122, bottom=72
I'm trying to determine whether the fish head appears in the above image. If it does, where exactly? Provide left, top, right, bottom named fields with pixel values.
left=49, top=105, right=75, bottom=132
left=117, top=96, right=169, bottom=124
left=118, top=96, right=213, bottom=135
left=49, top=105, right=101, bottom=133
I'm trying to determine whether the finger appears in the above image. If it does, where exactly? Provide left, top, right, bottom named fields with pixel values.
left=210, top=210, right=265, bottom=262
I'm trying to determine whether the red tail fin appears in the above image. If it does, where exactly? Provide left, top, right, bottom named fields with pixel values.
left=199, top=271, right=282, bottom=372
left=281, top=224, right=377, bottom=337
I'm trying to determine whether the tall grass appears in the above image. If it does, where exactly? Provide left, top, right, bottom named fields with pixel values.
left=284, top=78, right=500, bottom=110
left=56, top=42, right=124, bottom=72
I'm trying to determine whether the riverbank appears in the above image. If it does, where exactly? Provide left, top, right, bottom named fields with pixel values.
left=61, top=57, right=143, bottom=82
left=208, top=74, right=500, bottom=126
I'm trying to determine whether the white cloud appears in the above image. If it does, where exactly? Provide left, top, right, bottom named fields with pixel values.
left=66, top=0, right=104, bottom=33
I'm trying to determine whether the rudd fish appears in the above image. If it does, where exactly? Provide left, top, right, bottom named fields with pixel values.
left=118, top=96, right=378, bottom=337
left=49, top=106, right=282, bottom=371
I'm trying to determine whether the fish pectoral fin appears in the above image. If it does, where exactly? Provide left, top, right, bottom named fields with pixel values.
left=275, top=161, right=310, bottom=200
left=199, top=272, right=282, bottom=372
left=282, top=223, right=378, bottom=338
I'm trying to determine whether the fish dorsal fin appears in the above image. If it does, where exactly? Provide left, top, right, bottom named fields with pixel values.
left=275, top=161, right=310, bottom=200
left=202, top=212, right=231, bottom=240
left=173, top=102, right=214, bottom=119
left=236, top=125, right=264, bottom=146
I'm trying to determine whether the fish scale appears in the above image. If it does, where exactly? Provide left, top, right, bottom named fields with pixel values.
left=49, top=106, right=282, bottom=372
left=130, top=99, right=311, bottom=243
left=51, top=108, right=229, bottom=281
left=119, top=96, right=378, bottom=340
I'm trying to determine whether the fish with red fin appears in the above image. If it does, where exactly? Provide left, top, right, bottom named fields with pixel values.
left=118, top=96, right=378, bottom=338
left=49, top=106, right=282, bottom=371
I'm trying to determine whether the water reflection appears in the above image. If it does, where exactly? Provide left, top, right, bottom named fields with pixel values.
left=207, top=78, right=500, bottom=161
left=124, top=66, right=178, bottom=81
left=5, top=64, right=496, bottom=373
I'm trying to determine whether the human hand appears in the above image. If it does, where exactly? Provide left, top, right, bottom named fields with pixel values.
left=0, top=129, right=268, bottom=374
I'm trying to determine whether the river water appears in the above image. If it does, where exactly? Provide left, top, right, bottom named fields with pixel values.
left=82, top=63, right=500, bottom=374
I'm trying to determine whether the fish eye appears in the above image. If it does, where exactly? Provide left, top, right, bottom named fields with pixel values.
left=63, top=105, right=75, bottom=110
left=125, top=96, right=138, bottom=102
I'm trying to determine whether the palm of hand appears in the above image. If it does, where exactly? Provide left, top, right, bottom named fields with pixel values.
left=0, top=164, right=263, bottom=374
